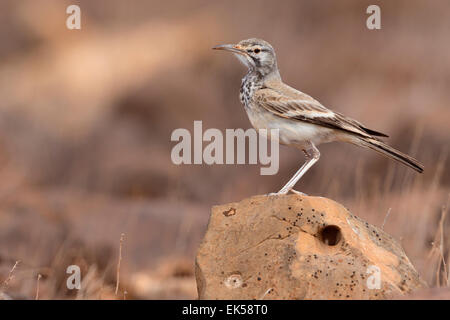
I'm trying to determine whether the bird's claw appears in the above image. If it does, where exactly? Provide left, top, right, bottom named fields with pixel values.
left=266, top=189, right=307, bottom=196
left=289, top=189, right=307, bottom=196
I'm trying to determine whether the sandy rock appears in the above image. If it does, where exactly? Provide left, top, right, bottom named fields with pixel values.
left=394, top=287, right=450, bottom=300
left=195, top=194, right=426, bottom=299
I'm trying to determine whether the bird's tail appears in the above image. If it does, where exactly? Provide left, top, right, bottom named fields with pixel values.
left=351, top=137, right=424, bottom=173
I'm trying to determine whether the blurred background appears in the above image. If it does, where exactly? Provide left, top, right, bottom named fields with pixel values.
left=0, top=0, right=448, bottom=299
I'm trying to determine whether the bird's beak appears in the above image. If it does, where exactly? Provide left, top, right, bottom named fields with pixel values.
left=212, top=44, right=247, bottom=55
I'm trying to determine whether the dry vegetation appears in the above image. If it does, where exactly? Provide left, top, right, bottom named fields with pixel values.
left=0, top=0, right=448, bottom=299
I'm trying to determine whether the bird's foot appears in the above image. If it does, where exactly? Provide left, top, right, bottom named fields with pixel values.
left=289, top=189, right=307, bottom=196
left=266, top=189, right=307, bottom=196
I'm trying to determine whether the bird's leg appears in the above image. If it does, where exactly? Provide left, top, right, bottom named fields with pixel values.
left=277, top=142, right=320, bottom=195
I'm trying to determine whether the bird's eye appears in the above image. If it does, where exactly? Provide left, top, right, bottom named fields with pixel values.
left=254, top=48, right=261, bottom=54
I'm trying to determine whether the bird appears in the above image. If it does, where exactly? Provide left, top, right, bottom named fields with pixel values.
left=213, top=38, right=424, bottom=195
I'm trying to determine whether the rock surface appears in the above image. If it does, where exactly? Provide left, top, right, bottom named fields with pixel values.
left=394, top=287, right=450, bottom=300
left=195, top=194, right=426, bottom=299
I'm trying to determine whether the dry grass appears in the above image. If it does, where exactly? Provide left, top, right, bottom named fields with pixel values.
left=115, top=233, right=125, bottom=296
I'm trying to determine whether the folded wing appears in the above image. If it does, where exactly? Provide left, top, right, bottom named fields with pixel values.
left=253, top=88, right=388, bottom=139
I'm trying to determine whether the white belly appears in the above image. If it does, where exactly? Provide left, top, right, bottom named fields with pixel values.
left=245, top=107, right=336, bottom=148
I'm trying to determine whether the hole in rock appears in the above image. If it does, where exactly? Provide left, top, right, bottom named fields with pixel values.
left=320, top=225, right=342, bottom=246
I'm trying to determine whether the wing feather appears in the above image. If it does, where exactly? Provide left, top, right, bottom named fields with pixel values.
left=253, top=88, right=387, bottom=139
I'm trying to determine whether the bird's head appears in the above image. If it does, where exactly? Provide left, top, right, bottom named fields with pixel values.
left=213, top=38, right=279, bottom=77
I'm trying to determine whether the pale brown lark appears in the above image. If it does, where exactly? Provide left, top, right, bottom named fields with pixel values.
left=213, top=38, right=424, bottom=195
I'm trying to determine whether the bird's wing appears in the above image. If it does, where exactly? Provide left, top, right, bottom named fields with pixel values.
left=253, top=88, right=388, bottom=138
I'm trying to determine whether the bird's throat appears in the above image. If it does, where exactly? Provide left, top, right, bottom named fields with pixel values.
left=239, top=71, right=264, bottom=107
